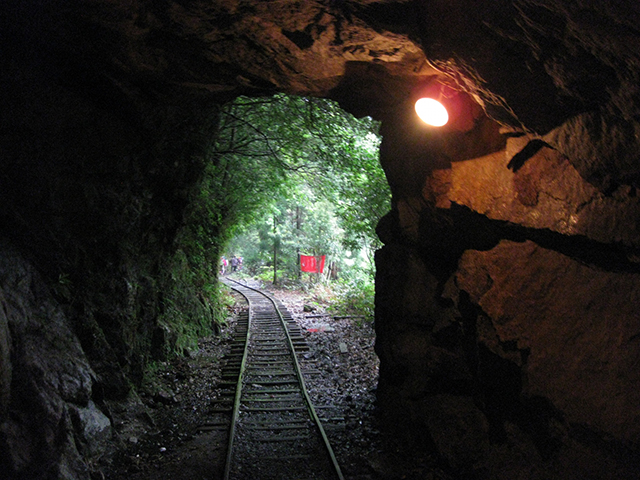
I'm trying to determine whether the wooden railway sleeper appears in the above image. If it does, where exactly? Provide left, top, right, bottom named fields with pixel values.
left=221, top=278, right=344, bottom=480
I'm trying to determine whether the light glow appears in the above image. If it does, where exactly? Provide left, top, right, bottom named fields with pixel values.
left=415, top=97, right=449, bottom=127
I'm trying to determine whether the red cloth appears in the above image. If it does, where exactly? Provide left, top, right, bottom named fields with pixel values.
left=300, top=255, right=325, bottom=273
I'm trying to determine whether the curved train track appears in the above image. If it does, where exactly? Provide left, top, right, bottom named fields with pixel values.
left=202, top=278, right=344, bottom=480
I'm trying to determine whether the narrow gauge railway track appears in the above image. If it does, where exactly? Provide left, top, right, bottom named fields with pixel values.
left=209, top=278, right=344, bottom=480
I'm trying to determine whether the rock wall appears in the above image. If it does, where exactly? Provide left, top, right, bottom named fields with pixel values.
left=1, top=3, right=225, bottom=477
left=375, top=113, right=640, bottom=477
left=0, top=241, right=112, bottom=479
left=371, top=2, right=640, bottom=477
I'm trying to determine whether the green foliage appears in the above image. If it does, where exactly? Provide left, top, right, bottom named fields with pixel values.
left=216, top=94, right=389, bottom=284
left=214, top=94, right=389, bottom=247
left=160, top=93, right=388, bottom=354
left=328, top=275, right=375, bottom=321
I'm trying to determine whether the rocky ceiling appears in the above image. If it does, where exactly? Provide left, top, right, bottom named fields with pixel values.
left=8, top=0, right=640, bottom=187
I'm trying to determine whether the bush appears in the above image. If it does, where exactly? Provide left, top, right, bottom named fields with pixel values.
left=328, top=276, right=375, bottom=321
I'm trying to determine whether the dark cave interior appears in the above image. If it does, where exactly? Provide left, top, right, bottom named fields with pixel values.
left=1, top=1, right=640, bottom=479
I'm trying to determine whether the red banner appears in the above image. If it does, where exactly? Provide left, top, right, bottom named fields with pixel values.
left=300, top=255, right=325, bottom=273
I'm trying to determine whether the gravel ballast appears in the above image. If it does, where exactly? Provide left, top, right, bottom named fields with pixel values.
left=105, top=282, right=451, bottom=480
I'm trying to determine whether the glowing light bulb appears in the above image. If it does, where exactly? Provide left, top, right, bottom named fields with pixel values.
left=415, top=97, right=449, bottom=126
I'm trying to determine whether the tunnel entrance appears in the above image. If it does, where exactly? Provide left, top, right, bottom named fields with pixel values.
left=143, top=91, right=388, bottom=372
left=103, top=93, right=428, bottom=479
left=211, top=93, right=387, bottom=291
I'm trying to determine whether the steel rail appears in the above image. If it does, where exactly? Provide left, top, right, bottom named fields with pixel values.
left=222, top=284, right=252, bottom=480
left=222, top=277, right=344, bottom=480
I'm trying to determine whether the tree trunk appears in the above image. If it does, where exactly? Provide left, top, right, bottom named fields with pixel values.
left=296, top=205, right=302, bottom=280
left=273, top=214, right=278, bottom=284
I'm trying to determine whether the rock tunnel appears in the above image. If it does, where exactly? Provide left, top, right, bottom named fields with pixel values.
left=1, top=1, right=639, bottom=478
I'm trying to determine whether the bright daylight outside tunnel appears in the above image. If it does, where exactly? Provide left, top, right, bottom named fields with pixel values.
left=2, top=1, right=640, bottom=479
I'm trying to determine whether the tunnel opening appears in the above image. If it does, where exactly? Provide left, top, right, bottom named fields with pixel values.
left=102, top=78, right=519, bottom=478
left=209, top=93, right=388, bottom=290
left=155, top=92, right=389, bottom=355
left=98, top=92, right=412, bottom=479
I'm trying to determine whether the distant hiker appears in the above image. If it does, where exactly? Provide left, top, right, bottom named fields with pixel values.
left=220, top=256, right=228, bottom=275
left=231, top=256, right=239, bottom=272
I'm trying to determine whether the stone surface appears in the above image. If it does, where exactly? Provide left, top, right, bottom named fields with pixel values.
left=71, top=400, right=113, bottom=458
left=411, top=0, right=640, bottom=200
left=0, top=241, right=112, bottom=479
left=432, top=136, right=640, bottom=247
left=376, top=233, right=640, bottom=478
left=41, top=0, right=432, bottom=116
left=456, top=240, right=640, bottom=444
left=420, top=394, right=490, bottom=472
left=0, top=292, right=11, bottom=416
left=379, top=99, right=505, bottom=199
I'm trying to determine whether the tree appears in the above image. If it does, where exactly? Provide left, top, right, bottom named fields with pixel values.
left=209, top=94, right=389, bottom=282
left=153, top=93, right=388, bottom=358
left=176, top=93, right=390, bottom=294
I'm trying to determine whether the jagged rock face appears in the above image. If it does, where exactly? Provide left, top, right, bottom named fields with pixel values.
left=456, top=240, right=640, bottom=443
left=2, top=0, right=640, bottom=478
left=56, top=0, right=433, bottom=114
left=0, top=241, right=111, bottom=479
left=372, top=2, right=640, bottom=476
left=419, top=0, right=640, bottom=188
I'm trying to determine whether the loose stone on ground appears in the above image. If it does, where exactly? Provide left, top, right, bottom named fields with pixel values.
left=105, top=284, right=451, bottom=479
